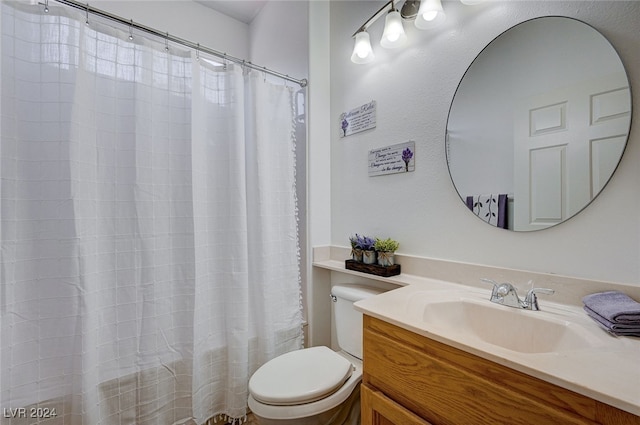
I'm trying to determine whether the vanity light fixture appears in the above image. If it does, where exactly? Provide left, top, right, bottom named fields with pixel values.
left=351, top=0, right=483, bottom=64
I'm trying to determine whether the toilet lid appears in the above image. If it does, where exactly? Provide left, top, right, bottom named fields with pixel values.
left=249, top=346, right=353, bottom=406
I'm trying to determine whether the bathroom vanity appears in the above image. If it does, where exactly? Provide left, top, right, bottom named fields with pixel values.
left=312, top=247, right=640, bottom=425
left=361, top=315, right=638, bottom=425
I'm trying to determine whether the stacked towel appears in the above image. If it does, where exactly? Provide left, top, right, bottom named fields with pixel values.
left=582, top=291, right=640, bottom=337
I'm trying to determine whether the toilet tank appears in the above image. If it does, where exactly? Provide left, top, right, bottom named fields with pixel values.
left=331, top=284, right=386, bottom=359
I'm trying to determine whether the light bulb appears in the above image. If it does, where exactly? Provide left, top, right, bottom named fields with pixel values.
left=351, top=31, right=374, bottom=64
left=380, top=10, right=407, bottom=49
left=415, top=0, right=446, bottom=29
left=422, top=11, right=438, bottom=21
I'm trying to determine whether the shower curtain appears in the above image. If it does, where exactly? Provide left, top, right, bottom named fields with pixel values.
left=0, top=3, right=303, bottom=424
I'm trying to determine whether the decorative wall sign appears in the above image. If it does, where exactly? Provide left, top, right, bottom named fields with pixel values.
left=340, top=100, right=376, bottom=137
left=369, top=141, right=415, bottom=177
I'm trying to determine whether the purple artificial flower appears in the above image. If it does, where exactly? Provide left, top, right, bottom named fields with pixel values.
left=360, top=236, right=376, bottom=251
left=350, top=234, right=367, bottom=250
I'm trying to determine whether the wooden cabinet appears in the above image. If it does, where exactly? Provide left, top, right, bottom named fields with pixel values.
left=362, top=315, right=640, bottom=425
left=361, top=383, right=432, bottom=425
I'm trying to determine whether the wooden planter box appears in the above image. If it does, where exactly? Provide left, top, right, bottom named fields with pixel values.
left=345, top=259, right=401, bottom=277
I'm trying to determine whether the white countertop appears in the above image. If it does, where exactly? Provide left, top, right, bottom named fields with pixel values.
left=353, top=278, right=640, bottom=416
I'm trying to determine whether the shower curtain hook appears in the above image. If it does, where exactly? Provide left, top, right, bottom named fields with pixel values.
left=85, top=3, right=90, bottom=26
left=196, top=43, right=200, bottom=61
left=165, top=32, right=169, bottom=52
left=263, top=66, right=267, bottom=83
left=222, top=53, right=228, bottom=70
left=43, top=0, right=49, bottom=13
left=128, top=19, right=134, bottom=40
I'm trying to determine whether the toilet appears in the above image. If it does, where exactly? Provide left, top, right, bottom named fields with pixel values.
left=248, top=284, right=386, bottom=425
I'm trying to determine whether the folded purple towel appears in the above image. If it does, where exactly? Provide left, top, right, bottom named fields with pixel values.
left=582, top=291, right=640, bottom=324
left=584, top=306, right=640, bottom=336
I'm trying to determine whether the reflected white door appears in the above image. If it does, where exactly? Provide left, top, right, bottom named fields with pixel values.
left=514, top=73, right=630, bottom=231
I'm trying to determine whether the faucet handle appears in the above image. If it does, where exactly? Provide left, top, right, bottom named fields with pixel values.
left=481, top=278, right=517, bottom=294
left=526, top=287, right=555, bottom=298
left=480, top=278, right=500, bottom=296
left=481, top=278, right=515, bottom=303
left=524, top=287, right=555, bottom=310
left=480, top=278, right=499, bottom=289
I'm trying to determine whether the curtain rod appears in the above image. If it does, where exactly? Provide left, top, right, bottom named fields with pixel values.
left=47, top=0, right=308, bottom=88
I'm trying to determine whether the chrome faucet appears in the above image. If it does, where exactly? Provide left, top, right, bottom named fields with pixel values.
left=481, top=278, right=555, bottom=311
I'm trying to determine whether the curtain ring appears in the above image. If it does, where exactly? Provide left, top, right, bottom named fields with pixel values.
left=85, top=3, right=90, bottom=25
left=196, top=43, right=200, bottom=61
left=165, top=32, right=169, bottom=52
left=128, top=19, right=134, bottom=40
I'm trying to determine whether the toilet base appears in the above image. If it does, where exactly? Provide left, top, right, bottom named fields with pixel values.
left=251, top=383, right=360, bottom=425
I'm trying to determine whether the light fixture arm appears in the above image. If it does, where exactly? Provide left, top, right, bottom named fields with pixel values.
left=351, top=0, right=398, bottom=37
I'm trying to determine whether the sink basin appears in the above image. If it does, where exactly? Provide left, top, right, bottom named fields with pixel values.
left=421, top=297, right=600, bottom=354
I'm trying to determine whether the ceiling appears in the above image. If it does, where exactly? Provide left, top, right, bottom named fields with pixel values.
left=194, top=0, right=268, bottom=24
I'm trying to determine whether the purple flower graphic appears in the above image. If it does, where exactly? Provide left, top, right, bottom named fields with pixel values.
left=402, top=147, right=413, bottom=172
left=341, top=118, right=349, bottom=136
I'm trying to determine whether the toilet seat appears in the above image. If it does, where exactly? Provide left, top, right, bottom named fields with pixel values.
left=248, top=350, right=363, bottom=421
left=249, top=346, right=353, bottom=406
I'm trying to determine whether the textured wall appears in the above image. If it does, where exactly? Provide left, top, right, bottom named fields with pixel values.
left=328, top=1, right=640, bottom=284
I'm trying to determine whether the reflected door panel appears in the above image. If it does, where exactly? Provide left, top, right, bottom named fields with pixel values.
left=592, top=135, right=627, bottom=196
left=514, top=73, right=630, bottom=230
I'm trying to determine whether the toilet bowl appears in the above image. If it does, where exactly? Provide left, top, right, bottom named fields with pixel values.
left=247, top=285, right=386, bottom=425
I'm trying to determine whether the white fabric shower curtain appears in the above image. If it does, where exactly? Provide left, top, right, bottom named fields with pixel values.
left=0, top=3, right=303, bottom=424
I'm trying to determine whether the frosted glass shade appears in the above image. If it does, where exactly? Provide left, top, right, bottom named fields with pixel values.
left=415, top=0, right=446, bottom=29
left=351, top=31, right=375, bottom=64
left=380, top=10, right=407, bottom=49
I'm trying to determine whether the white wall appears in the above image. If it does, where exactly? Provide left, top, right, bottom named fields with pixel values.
left=249, top=0, right=308, bottom=83
left=308, top=1, right=332, bottom=251
left=328, top=1, right=640, bottom=285
left=307, top=1, right=332, bottom=345
left=90, top=0, right=250, bottom=59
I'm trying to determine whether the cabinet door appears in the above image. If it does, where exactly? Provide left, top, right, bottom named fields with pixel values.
left=361, top=383, right=432, bottom=425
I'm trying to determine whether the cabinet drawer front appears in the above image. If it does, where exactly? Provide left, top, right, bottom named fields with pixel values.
left=363, top=327, right=598, bottom=425
left=362, top=383, right=432, bottom=425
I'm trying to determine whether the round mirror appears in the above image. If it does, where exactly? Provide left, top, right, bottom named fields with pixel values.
left=446, top=17, right=631, bottom=231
